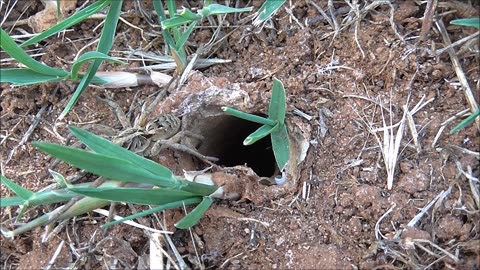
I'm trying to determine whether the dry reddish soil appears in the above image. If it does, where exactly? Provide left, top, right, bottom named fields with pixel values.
left=1, top=1, right=479, bottom=269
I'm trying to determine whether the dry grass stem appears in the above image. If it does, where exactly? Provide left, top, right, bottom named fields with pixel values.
left=149, top=232, right=164, bottom=270
left=435, top=18, right=479, bottom=129
left=375, top=203, right=396, bottom=240
left=419, top=0, right=438, bottom=42
left=431, top=109, right=470, bottom=147
left=407, top=187, right=452, bottom=227
left=380, top=99, right=407, bottom=190
left=435, top=31, right=480, bottom=55
left=93, top=209, right=172, bottom=234
left=45, top=240, right=65, bottom=270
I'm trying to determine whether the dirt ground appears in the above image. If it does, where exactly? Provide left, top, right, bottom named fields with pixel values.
left=1, top=1, right=479, bottom=269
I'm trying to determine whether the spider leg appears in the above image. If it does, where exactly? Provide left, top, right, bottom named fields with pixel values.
left=97, top=96, right=131, bottom=129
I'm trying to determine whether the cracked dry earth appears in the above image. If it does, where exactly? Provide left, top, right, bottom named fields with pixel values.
left=1, top=1, right=480, bottom=269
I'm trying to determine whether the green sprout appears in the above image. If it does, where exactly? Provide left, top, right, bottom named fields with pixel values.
left=222, top=79, right=290, bottom=178
left=1, top=126, right=222, bottom=238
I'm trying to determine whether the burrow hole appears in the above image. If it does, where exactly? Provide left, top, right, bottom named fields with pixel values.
left=196, top=115, right=276, bottom=177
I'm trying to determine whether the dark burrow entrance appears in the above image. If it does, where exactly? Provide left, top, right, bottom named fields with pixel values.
left=195, top=115, right=277, bottom=177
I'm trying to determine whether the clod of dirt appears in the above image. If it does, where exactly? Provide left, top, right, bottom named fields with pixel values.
left=397, top=167, right=430, bottom=194
left=158, top=72, right=311, bottom=202
left=28, top=0, right=77, bottom=33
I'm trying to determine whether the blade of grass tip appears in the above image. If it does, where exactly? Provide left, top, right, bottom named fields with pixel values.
left=222, top=107, right=276, bottom=126
left=271, top=124, right=290, bottom=171
left=175, top=196, right=214, bottom=229
left=102, top=197, right=202, bottom=228
left=21, top=0, right=112, bottom=47
left=1, top=175, right=33, bottom=200
left=253, top=0, right=286, bottom=26
left=68, top=126, right=175, bottom=180
left=450, top=109, right=480, bottom=134
left=244, top=124, right=278, bottom=145
left=268, top=79, right=287, bottom=124
left=33, top=142, right=179, bottom=188
left=0, top=29, right=68, bottom=77
left=48, top=170, right=71, bottom=188
left=450, top=18, right=480, bottom=29
left=59, top=0, right=122, bottom=119
left=68, top=187, right=199, bottom=205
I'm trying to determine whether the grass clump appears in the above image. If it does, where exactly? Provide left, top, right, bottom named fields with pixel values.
left=1, top=126, right=222, bottom=238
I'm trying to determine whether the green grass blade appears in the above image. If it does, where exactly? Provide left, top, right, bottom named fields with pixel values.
left=59, top=0, right=123, bottom=119
left=200, top=4, right=253, bottom=17
left=176, top=22, right=197, bottom=50
left=450, top=18, right=480, bottom=29
left=68, top=187, right=200, bottom=205
left=1, top=197, right=26, bottom=207
left=450, top=109, right=480, bottom=134
left=222, top=107, right=276, bottom=126
left=0, top=175, right=33, bottom=200
left=166, top=0, right=177, bottom=17
left=0, top=68, right=66, bottom=85
left=161, top=16, right=196, bottom=29
left=68, top=126, right=175, bottom=181
left=175, top=196, right=213, bottom=229
left=1, top=29, right=68, bottom=77
left=71, top=51, right=125, bottom=80
left=102, top=197, right=202, bottom=228
left=244, top=124, right=277, bottom=145
left=21, top=0, right=112, bottom=47
left=33, top=142, right=179, bottom=188
left=271, top=124, right=290, bottom=171
left=268, top=79, right=287, bottom=123
left=253, top=0, right=286, bottom=25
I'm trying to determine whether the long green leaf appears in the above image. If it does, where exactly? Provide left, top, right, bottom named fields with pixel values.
left=33, top=142, right=179, bottom=188
left=175, top=196, right=214, bottom=229
left=21, top=0, right=112, bottom=47
left=244, top=124, right=277, bottom=145
left=70, top=51, right=125, bottom=80
left=68, top=126, right=175, bottom=181
left=1, top=175, right=33, bottom=200
left=271, top=124, right=290, bottom=171
left=0, top=68, right=66, bottom=85
left=59, top=0, right=123, bottom=119
left=102, top=197, right=202, bottom=228
left=268, top=79, right=287, bottom=123
left=0, top=29, right=68, bottom=77
left=68, top=187, right=200, bottom=205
